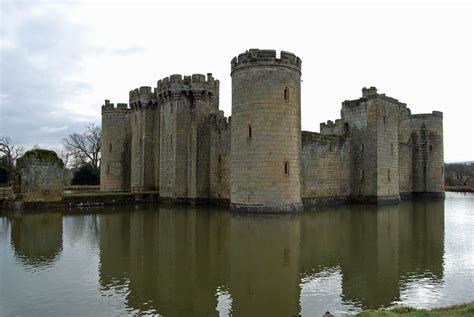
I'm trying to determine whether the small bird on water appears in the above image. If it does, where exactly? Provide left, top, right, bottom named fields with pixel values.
left=323, top=311, right=334, bottom=317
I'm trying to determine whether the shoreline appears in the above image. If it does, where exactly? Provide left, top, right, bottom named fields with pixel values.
left=353, top=301, right=474, bottom=316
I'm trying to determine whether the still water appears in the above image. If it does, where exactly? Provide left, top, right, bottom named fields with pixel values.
left=1, top=192, right=473, bottom=316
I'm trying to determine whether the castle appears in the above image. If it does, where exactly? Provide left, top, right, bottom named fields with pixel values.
left=100, top=49, right=444, bottom=212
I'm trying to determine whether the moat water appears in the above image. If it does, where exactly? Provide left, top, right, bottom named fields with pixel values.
left=1, top=192, right=473, bottom=316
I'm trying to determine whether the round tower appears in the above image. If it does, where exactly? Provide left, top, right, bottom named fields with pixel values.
left=230, top=49, right=303, bottom=212
left=100, top=100, right=131, bottom=192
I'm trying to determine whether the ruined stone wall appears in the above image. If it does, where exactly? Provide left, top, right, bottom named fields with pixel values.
left=16, top=150, right=64, bottom=201
left=210, top=112, right=231, bottom=202
left=402, top=112, right=444, bottom=195
left=100, top=101, right=131, bottom=191
left=230, top=49, right=302, bottom=212
left=301, top=132, right=351, bottom=204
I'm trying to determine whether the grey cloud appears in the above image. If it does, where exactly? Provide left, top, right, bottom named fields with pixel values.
left=0, top=8, right=97, bottom=148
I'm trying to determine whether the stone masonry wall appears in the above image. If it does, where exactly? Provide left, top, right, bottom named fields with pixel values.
left=403, top=112, right=444, bottom=194
left=210, top=112, right=231, bottom=202
left=301, top=132, right=351, bottom=204
left=230, top=49, right=302, bottom=212
left=101, top=101, right=131, bottom=191
left=16, top=150, right=64, bottom=202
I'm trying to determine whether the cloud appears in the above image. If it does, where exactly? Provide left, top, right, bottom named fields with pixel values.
left=39, top=126, right=69, bottom=134
left=0, top=5, right=96, bottom=148
left=109, top=46, right=146, bottom=56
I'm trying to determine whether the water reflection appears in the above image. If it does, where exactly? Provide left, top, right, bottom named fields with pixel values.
left=96, top=199, right=444, bottom=315
left=9, top=212, right=63, bottom=269
left=3, top=198, right=447, bottom=315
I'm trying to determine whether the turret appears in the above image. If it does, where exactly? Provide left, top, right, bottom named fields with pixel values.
left=100, top=100, right=131, bottom=191
left=230, top=49, right=303, bottom=212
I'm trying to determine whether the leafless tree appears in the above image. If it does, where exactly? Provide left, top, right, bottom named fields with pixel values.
left=0, top=136, right=24, bottom=174
left=62, top=123, right=101, bottom=171
left=445, top=162, right=474, bottom=185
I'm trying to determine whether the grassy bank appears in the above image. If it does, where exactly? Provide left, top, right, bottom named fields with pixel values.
left=354, top=302, right=474, bottom=316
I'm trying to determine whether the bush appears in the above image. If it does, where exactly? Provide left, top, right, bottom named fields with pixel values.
left=71, top=164, right=100, bottom=185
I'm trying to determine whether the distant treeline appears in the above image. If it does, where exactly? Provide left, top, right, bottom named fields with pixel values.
left=445, top=162, right=474, bottom=186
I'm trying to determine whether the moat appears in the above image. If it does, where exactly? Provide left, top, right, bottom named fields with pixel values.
left=1, top=192, right=473, bottom=316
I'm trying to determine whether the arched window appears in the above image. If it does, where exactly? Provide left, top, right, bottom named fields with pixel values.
left=284, top=161, right=290, bottom=175
left=284, top=87, right=289, bottom=102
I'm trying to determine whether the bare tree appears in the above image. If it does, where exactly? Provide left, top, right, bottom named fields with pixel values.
left=0, top=136, right=24, bottom=174
left=62, top=123, right=101, bottom=171
left=445, top=162, right=474, bottom=185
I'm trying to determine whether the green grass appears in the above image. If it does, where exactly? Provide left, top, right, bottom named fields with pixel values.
left=354, top=302, right=474, bottom=316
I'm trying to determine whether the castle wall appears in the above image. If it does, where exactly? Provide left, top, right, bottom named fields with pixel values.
left=230, top=49, right=303, bottom=212
left=209, top=112, right=231, bottom=202
left=301, top=132, right=351, bottom=204
left=101, top=101, right=131, bottom=191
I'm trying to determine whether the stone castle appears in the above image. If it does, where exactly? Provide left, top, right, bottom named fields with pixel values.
left=100, top=49, right=444, bottom=212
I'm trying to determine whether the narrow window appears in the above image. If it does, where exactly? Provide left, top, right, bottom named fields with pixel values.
left=383, top=116, right=386, bottom=125
left=106, top=164, right=110, bottom=174
left=361, top=143, right=364, bottom=153
left=429, top=145, right=433, bottom=151
left=218, top=155, right=221, bottom=163
left=284, top=87, right=289, bottom=102
left=170, top=134, right=173, bottom=147
left=284, top=161, right=290, bottom=175
left=360, top=170, right=364, bottom=181
left=388, top=169, right=391, bottom=181
left=441, top=165, right=444, bottom=174
left=109, top=143, right=112, bottom=153
left=329, top=143, right=332, bottom=151
left=391, top=143, right=394, bottom=156
left=344, top=122, right=349, bottom=134
left=248, top=125, right=252, bottom=139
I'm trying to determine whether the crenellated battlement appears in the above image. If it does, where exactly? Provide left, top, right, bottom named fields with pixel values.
left=101, top=100, right=130, bottom=114
left=210, top=110, right=231, bottom=131
left=231, top=49, right=302, bottom=74
left=410, top=111, right=443, bottom=120
left=156, top=73, right=219, bottom=97
left=129, top=86, right=157, bottom=109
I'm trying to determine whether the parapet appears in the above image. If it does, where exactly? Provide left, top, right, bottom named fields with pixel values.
left=101, top=100, right=130, bottom=114
left=129, top=86, right=157, bottom=109
left=362, top=86, right=377, bottom=97
left=409, top=111, right=443, bottom=120
left=156, top=73, right=219, bottom=96
left=231, top=49, right=302, bottom=74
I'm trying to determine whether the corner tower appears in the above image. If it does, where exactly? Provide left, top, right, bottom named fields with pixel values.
left=230, top=49, right=302, bottom=212
left=100, top=100, right=131, bottom=191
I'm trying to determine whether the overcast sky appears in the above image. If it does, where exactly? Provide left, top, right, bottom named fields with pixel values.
left=0, top=0, right=472, bottom=162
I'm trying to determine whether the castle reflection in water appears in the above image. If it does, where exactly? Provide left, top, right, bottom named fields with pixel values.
left=8, top=200, right=444, bottom=315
